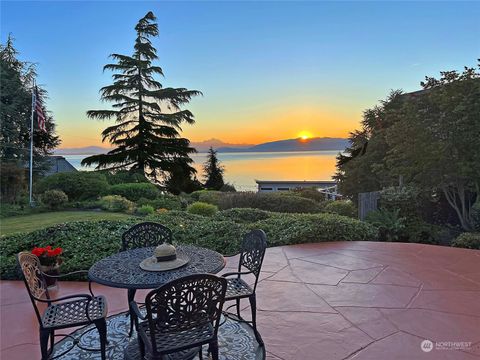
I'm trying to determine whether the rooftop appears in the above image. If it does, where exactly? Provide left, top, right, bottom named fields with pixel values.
left=2, top=241, right=479, bottom=359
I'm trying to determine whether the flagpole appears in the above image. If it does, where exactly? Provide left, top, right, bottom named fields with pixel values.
left=29, top=81, right=35, bottom=207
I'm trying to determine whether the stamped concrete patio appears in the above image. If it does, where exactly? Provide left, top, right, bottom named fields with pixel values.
left=1, top=241, right=480, bottom=359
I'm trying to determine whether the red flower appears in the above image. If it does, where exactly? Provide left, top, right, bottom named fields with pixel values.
left=32, top=247, right=45, bottom=257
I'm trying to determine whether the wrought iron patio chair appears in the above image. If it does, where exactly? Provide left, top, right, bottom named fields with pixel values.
left=130, top=274, right=227, bottom=360
left=17, top=252, right=108, bottom=360
left=222, top=229, right=267, bottom=346
left=122, top=221, right=173, bottom=335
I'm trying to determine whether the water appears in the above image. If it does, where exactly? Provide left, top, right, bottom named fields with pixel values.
left=64, top=150, right=341, bottom=191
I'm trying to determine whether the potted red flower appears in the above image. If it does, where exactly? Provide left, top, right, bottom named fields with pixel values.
left=31, top=246, right=63, bottom=288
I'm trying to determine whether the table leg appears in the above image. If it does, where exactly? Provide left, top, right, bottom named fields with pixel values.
left=127, top=288, right=137, bottom=337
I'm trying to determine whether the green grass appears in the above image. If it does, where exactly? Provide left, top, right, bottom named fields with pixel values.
left=0, top=211, right=132, bottom=236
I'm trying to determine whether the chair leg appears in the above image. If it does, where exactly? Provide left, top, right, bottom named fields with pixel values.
left=209, top=340, right=219, bottom=360
left=40, top=329, right=50, bottom=360
left=49, top=329, right=55, bottom=353
left=198, top=345, right=203, bottom=360
left=138, top=333, right=145, bottom=359
left=127, top=288, right=137, bottom=337
left=94, top=319, right=108, bottom=360
left=249, top=294, right=263, bottom=346
left=236, top=298, right=241, bottom=320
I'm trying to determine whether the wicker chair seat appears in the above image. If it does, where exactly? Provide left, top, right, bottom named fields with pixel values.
left=225, top=278, right=253, bottom=299
left=139, top=321, right=214, bottom=353
left=42, top=296, right=107, bottom=328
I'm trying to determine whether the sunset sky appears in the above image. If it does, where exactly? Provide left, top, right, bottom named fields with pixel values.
left=1, top=1, right=479, bottom=148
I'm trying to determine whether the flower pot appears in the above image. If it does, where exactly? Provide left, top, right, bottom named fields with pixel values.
left=40, top=264, right=60, bottom=289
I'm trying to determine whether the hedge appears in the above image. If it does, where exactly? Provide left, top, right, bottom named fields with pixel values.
left=187, top=202, right=218, bottom=217
left=252, top=212, right=378, bottom=247
left=108, top=183, right=160, bottom=201
left=324, top=200, right=357, bottom=218
left=214, top=208, right=272, bottom=224
left=451, top=232, right=480, bottom=250
left=0, top=211, right=246, bottom=280
left=36, top=172, right=110, bottom=201
left=218, top=192, right=320, bottom=213
left=1, top=210, right=378, bottom=280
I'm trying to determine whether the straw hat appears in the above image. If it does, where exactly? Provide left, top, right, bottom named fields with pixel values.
left=140, top=243, right=189, bottom=272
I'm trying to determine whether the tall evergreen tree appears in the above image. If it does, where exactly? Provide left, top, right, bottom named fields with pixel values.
left=82, top=12, right=201, bottom=183
left=0, top=36, right=60, bottom=202
left=203, top=147, right=225, bottom=190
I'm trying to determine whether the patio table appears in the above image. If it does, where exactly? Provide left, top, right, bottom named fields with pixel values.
left=88, top=244, right=225, bottom=359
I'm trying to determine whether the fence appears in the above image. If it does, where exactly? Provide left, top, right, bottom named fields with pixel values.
left=358, top=191, right=380, bottom=220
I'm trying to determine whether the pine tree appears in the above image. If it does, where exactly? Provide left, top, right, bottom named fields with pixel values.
left=82, top=12, right=201, bottom=183
left=203, top=147, right=225, bottom=190
left=0, top=36, right=60, bottom=202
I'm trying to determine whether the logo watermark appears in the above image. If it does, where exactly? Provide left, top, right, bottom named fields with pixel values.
left=421, top=339, right=472, bottom=352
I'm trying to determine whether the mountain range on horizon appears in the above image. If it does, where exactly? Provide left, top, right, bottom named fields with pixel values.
left=54, top=137, right=348, bottom=155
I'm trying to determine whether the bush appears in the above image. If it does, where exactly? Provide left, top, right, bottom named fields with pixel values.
left=36, top=172, right=110, bottom=201
left=99, top=195, right=135, bottom=213
left=324, top=200, right=357, bottom=218
left=290, top=187, right=327, bottom=203
left=187, top=202, right=218, bottom=217
left=472, top=200, right=480, bottom=231
left=365, top=208, right=405, bottom=242
left=380, top=186, right=421, bottom=222
left=218, top=192, right=320, bottom=213
left=0, top=212, right=247, bottom=279
left=136, top=205, right=154, bottom=216
left=40, top=190, right=68, bottom=210
left=197, top=191, right=223, bottom=206
left=108, top=183, right=160, bottom=201
left=451, top=232, right=480, bottom=250
left=137, top=195, right=183, bottom=211
left=102, top=170, right=149, bottom=185
left=214, top=208, right=272, bottom=224
left=253, top=212, right=377, bottom=246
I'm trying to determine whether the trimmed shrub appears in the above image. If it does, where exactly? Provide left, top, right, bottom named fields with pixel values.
left=214, top=208, right=272, bottom=224
left=218, top=192, right=320, bottom=213
left=136, top=205, right=154, bottom=216
left=451, top=232, right=480, bottom=250
left=40, top=190, right=68, bottom=210
left=253, top=212, right=378, bottom=246
left=37, top=172, right=110, bottom=201
left=324, top=200, right=357, bottom=218
left=137, top=195, right=183, bottom=211
left=99, top=195, right=134, bottom=213
left=187, top=202, right=218, bottom=217
left=108, top=183, right=160, bottom=201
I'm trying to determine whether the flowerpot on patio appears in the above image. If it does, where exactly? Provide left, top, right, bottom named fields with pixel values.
left=40, top=264, right=60, bottom=289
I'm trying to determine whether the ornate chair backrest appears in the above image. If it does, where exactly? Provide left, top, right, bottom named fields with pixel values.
left=122, top=222, right=172, bottom=251
left=238, top=229, right=267, bottom=289
left=17, top=252, right=50, bottom=325
left=144, top=274, right=227, bottom=354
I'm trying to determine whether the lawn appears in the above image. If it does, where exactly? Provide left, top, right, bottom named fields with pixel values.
left=0, top=211, right=132, bottom=236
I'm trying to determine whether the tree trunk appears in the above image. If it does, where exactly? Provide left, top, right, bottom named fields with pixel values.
left=442, top=185, right=473, bottom=231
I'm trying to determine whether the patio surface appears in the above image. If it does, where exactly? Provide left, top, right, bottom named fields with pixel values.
left=1, top=241, right=480, bottom=360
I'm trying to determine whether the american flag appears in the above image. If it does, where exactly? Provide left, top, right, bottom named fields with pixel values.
left=33, top=87, right=46, bottom=132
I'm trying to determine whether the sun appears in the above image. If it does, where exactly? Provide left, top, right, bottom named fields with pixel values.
left=298, top=131, right=313, bottom=141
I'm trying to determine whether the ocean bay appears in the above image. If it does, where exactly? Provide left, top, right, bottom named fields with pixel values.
left=64, top=150, right=341, bottom=191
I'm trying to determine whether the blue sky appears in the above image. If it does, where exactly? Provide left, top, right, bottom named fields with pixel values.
left=1, top=1, right=479, bottom=147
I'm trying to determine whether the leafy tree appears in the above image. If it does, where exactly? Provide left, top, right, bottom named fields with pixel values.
left=82, top=12, right=201, bottom=184
left=0, top=35, right=60, bottom=202
left=336, top=61, right=480, bottom=230
left=203, top=147, right=225, bottom=190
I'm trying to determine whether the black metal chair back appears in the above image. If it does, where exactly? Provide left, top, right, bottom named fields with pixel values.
left=122, top=222, right=172, bottom=251
left=17, top=252, right=51, bottom=325
left=238, top=229, right=267, bottom=290
left=144, top=274, right=227, bottom=354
